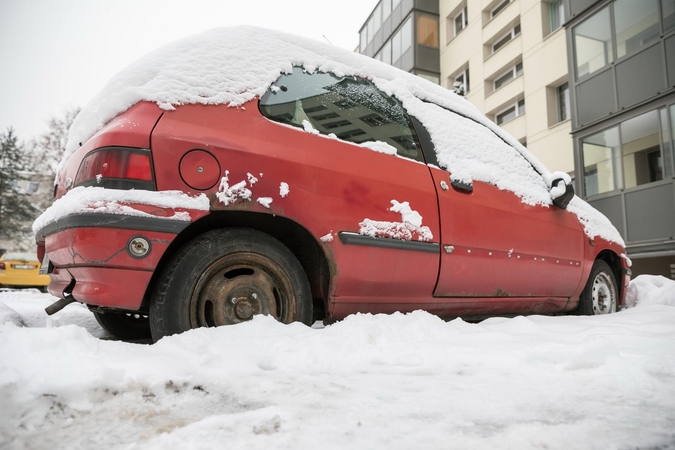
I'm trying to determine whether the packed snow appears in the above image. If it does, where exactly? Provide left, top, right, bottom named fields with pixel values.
left=1, top=275, right=674, bottom=449
left=57, top=26, right=622, bottom=246
left=359, top=200, right=433, bottom=242
left=32, top=187, right=210, bottom=234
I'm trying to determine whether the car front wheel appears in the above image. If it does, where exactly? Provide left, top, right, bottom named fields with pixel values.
left=576, top=260, right=617, bottom=315
left=149, top=228, right=313, bottom=342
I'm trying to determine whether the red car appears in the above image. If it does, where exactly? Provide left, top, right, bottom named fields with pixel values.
left=34, top=27, right=630, bottom=342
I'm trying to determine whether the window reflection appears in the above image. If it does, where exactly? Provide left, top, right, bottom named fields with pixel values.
left=574, top=6, right=613, bottom=78
left=259, top=67, right=423, bottom=162
left=662, top=107, right=673, bottom=179
left=621, top=110, right=662, bottom=189
left=582, top=127, right=622, bottom=196
left=663, top=0, right=675, bottom=33
left=614, top=0, right=659, bottom=59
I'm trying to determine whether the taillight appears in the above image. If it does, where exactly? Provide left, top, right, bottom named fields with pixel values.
left=0, top=263, right=5, bottom=270
left=74, top=147, right=155, bottom=190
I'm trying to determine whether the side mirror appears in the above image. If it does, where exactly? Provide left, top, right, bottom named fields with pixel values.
left=551, top=178, right=574, bottom=209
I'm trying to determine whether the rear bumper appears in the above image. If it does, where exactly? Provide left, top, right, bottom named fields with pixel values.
left=35, top=212, right=198, bottom=311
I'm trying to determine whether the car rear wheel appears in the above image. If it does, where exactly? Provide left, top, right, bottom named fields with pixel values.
left=93, top=311, right=152, bottom=340
left=149, top=228, right=312, bottom=342
left=575, top=260, right=617, bottom=315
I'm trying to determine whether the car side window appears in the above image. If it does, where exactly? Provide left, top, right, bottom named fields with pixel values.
left=259, top=67, right=424, bottom=162
left=415, top=100, right=550, bottom=203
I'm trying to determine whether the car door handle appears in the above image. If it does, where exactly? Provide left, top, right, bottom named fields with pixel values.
left=451, top=179, right=473, bottom=193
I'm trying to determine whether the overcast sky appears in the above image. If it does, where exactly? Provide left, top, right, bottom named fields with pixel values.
left=0, top=0, right=378, bottom=141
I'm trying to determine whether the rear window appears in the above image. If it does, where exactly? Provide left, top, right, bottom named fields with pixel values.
left=259, top=67, right=424, bottom=162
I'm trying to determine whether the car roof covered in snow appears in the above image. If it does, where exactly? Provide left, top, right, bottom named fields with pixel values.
left=63, top=26, right=624, bottom=246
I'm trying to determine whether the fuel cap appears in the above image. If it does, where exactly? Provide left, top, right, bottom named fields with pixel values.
left=179, top=149, right=220, bottom=190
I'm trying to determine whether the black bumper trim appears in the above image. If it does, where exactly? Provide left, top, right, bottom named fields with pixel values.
left=338, top=232, right=440, bottom=253
left=35, top=213, right=191, bottom=240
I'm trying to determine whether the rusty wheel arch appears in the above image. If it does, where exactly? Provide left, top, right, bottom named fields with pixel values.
left=140, top=210, right=333, bottom=322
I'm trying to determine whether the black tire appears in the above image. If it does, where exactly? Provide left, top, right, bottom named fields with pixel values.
left=149, top=228, right=313, bottom=342
left=575, top=260, right=618, bottom=315
left=93, top=311, right=152, bottom=340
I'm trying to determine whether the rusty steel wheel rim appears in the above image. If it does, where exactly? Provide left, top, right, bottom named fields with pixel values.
left=189, top=252, right=296, bottom=327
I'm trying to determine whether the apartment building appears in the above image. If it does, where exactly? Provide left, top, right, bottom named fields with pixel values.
left=440, top=0, right=572, bottom=174
left=359, top=0, right=441, bottom=84
left=565, top=0, right=675, bottom=278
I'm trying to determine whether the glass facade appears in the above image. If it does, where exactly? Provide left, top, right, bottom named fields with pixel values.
left=582, top=127, right=622, bottom=196
left=573, top=6, right=613, bottom=78
left=614, top=0, right=659, bottom=59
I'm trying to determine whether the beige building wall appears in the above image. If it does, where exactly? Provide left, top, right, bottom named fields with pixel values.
left=440, top=0, right=574, bottom=174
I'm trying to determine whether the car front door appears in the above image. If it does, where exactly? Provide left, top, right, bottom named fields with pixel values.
left=410, top=101, right=585, bottom=311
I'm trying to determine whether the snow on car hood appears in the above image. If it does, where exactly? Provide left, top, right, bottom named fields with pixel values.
left=63, top=26, right=624, bottom=246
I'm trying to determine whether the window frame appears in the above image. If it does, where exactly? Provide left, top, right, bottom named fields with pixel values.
left=549, top=0, right=565, bottom=33
left=556, top=82, right=570, bottom=122
left=454, top=67, right=470, bottom=93
left=493, top=61, right=523, bottom=91
left=454, top=7, right=468, bottom=36
left=492, top=23, right=521, bottom=54
left=495, top=99, right=525, bottom=125
left=491, top=0, right=512, bottom=19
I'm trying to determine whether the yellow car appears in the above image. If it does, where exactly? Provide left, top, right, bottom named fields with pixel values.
left=0, top=252, right=50, bottom=291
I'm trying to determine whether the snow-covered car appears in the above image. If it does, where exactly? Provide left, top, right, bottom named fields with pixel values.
left=0, top=252, right=50, bottom=291
left=33, top=27, right=631, bottom=342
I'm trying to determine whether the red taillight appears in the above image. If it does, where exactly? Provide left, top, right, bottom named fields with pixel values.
left=75, top=147, right=153, bottom=187
left=0, top=263, right=5, bottom=270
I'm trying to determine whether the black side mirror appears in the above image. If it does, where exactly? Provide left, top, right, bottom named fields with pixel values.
left=551, top=178, right=574, bottom=209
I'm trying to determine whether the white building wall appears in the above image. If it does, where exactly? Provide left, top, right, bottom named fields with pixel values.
left=440, top=0, right=574, bottom=173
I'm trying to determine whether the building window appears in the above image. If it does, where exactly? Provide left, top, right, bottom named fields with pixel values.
left=494, top=62, right=523, bottom=90
left=664, top=0, right=675, bottom=33
left=393, top=0, right=401, bottom=10
left=557, top=82, right=570, bottom=122
left=549, top=0, right=564, bottom=32
left=491, top=0, right=511, bottom=19
left=492, top=24, right=521, bottom=53
left=496, top=99, right=525, bottom=125
left=368, top=16, right=375, bottom=45
left=374, top=4, right=382, bottom=35
left=621, top=110, right=663, bottom=189
left=573, top=6, right=613, bottom=79
left=614, top=0, right=659, bottom=59
left=381, top=40, right=392, bottom=65
left=392, top=16, right=413, bottom=63
left=418, top=15, right=439, bottom=48
left=382, top=0, right=391, bottom=22
left=416, top=72, right=440, bottom=84
left=582, top=126, right=622, bottom=196
left=455, top=67, right=470, bottom=93
left=360, top=29, right=367, bottom=52
left=455, top=7, right=468, bottom=36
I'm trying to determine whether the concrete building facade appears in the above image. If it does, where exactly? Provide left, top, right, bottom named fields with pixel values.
left=440, top=0, right=574, bottom=174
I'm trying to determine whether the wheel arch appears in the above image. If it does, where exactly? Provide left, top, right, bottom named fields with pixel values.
left=140, top=211, right=333, bottom=321
left=595, top=249, right=623, bottom=301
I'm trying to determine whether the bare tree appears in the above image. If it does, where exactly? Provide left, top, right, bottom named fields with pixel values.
left=29, top=107, right=80, bottom=178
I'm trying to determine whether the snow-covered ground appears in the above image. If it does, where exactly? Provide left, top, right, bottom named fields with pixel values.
left=1, top=276, right=674, bottom=450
